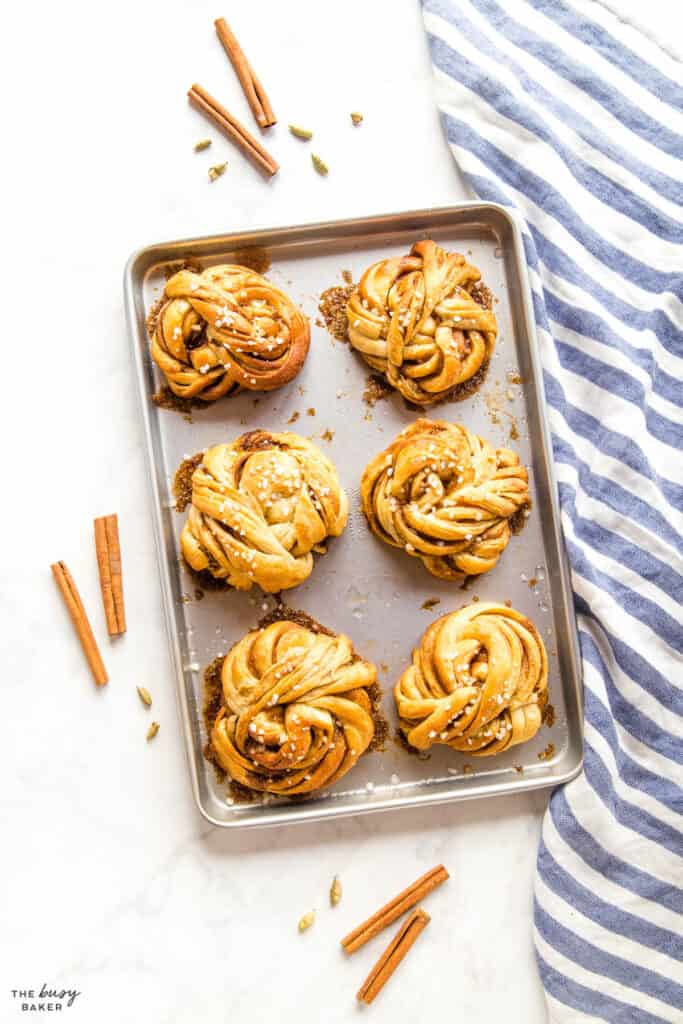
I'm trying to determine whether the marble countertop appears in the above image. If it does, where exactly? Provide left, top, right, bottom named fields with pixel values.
left=11, top=0, right=672, bottom=1019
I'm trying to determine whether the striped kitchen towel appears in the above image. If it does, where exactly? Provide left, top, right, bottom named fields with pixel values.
left=420, top=1, right=683, bottom=1021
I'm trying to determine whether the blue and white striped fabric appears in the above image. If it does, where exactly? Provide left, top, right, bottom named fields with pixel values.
left=420, top=1, right=683, bottom=1020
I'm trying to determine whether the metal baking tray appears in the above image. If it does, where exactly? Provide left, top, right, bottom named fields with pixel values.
left=124, top=204, right=583, bottom=829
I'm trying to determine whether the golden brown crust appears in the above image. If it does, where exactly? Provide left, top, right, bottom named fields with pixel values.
left=395, top=602, right=548, bottom=756
left=360, top=418, right=530, bottom=582
left=346, top=240, right=496, bottom=406
left=179, top=431, right=349, bottom=592
left=207, top=618, right=379, bottom=796
left=149, top=263, right=310, bottom=401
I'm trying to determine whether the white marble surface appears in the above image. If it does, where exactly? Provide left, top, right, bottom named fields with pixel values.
left=3, top=0, right=674, bottom=1020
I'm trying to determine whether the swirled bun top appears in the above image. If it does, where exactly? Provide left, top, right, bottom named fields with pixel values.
left=210, top=617, right=379, bottom=796
left=361, top=418, right=530, bottom=582
left=346, top=240, right=496, bottom=406
left=395, top=602, right=548, bottom=756
left=179, top=431, right=349, bottom=592
left=150, top=264, right=310, bottom=402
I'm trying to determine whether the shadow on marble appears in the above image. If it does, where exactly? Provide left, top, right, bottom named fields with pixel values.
left=199, top=788, right=548, bottom=859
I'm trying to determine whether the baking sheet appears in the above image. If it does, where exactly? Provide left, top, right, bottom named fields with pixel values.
left=124, top=204, right=583, bottom=828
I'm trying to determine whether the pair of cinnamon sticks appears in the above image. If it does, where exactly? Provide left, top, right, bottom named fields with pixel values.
left=52, top=514, right=126, bottom=686
left=190, top=18, right=278, bottom=177
left=342, top=864, right=449, bottom=1005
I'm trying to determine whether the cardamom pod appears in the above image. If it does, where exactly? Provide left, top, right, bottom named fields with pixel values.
left=311, top=154, right=329, bottom=176
left=350, top=112, right=363, bottom=125
left=146, top=721, right=160, bottom=741
left=298, top=910, right=315, bottom=932
left=330, top=876, right=342, bottom=906
left=289, top=124, right=313, bottom=140
left=194, top=138, right=212, bottom=151
left=208, top=162, right=228, bottom=182
left=137, top=686, right=152, bottom=707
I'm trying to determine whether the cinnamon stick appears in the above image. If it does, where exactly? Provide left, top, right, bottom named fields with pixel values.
left=94, top=514, right=126, bottom=636
left=214, top=17, right=276, bottom=128
left=341, top=864, right=448, bottom=954
left=357, top=909, right=430, bottom=1005
left=188, top=84, right=279, bottom=177
left=51, top=561, right=108, bottom=686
